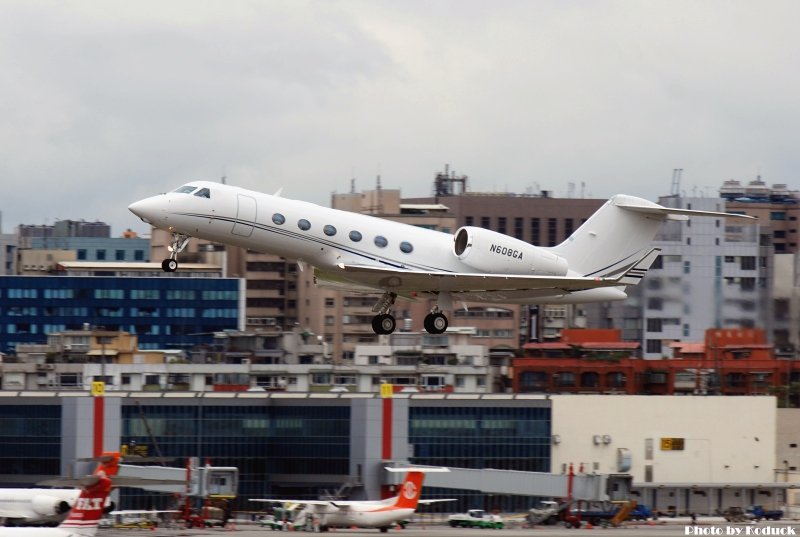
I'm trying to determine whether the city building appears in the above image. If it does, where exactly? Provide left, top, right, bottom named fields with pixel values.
left=4, top=328, right=494, bottom=395
left=149, top=227, right=300, bottom=333
left=0, top=232, right=15, bottom=275
left=721, top=178, right=800, bottom=254
left=513, top=328, right=797, bottom=397
left=0, top=275, right=243, bottom=354
left=638, top=196, right=769, bottom=358
left=775, top=407, right=800, bottom=508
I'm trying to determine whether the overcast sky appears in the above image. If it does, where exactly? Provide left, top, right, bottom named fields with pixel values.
left=2, top=0, right=798, bottom=236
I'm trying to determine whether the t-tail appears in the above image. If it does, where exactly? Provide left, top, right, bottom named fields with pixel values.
left=550, top=194, right=756, bottom=281
left=57, top=472, right=114, bottom=536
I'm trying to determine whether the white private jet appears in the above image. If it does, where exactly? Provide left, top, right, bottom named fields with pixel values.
left=0, top=456, right=117, bottom=536
left=250, top=467, right=452, bottom=532
left=129, top=182, right=754, bottom=334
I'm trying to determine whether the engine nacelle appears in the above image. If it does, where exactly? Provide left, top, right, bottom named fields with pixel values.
left=31, top=494, right=71, bottom=516
left=453, top=226, right=568, bottom=275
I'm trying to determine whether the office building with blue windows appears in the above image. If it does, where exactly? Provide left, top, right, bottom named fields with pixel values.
left=0, top=275, right=243, bottom=353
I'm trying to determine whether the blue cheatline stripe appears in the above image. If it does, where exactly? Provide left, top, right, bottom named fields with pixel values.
left=175, top=212, right=452, bottom=273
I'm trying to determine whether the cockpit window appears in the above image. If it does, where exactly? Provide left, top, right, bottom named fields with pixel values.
left=194, top=188, right=211, bottom=198
left=174, top=185, right=198, bottom=194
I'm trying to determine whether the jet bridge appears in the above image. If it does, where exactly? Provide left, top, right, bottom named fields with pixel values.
left=115, top=461, right=238, bottom=497
left=385, top=464, right=631, bottom=502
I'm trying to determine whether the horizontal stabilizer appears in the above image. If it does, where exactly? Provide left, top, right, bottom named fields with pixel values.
left=614, top=196, right=757, bottom=221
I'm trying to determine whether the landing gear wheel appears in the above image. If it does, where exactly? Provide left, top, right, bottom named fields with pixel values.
left=162, top=258, right=178, bottom=272
left=424, top=312, right=448, bottom=334
left=371, top=314, right=396, bottom=335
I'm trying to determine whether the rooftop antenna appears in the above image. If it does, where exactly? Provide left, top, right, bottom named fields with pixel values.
left=373, top=174, right=383, bottom=214
left=220, top=175, right=227, bottom=185
left=567, top=182, right=575, bottom=198
left=670, top=168, right=683, bottom=196
left=433, top=164, right=468, bottom=198
left=350, top=177, right=356, bottom=194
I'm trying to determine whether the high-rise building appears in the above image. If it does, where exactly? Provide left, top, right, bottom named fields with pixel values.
left=639, top=195, right=769, bottom=358
left=721, top=178, right=800, bottom=254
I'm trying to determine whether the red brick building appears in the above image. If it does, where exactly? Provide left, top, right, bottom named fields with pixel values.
left=512, top=328, right=798, bottom=397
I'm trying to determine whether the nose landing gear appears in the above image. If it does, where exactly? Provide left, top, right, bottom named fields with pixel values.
left=161, top=233, right=190, bottom=273
left=371, top=292, right=398, bottom=335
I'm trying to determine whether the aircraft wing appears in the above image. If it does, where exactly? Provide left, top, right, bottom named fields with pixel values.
left=418, top=498, right=457, bottom=505
left=329, top=247, right=660, bottom=295
left=0, top=508, right=32, bottom=518
left=249, top=499, right=333, bottom=507
left=331, top=267, right=626, bottom=294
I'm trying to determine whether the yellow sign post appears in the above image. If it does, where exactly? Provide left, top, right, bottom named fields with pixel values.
left=91, top=381, right=105, bottom=397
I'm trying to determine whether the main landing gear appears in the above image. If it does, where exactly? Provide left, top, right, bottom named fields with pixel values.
left=161, top=233, right=190, bottom=272
left=423, top=308, right=448, bottom=334
left=369, top=293, right=449, bottom=335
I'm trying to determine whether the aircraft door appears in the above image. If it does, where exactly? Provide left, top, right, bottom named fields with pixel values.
left=232, top=194, right=257, bottom=237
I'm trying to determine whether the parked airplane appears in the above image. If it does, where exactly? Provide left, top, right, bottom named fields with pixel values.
left=0, top=488, right=80, bottom=527
left=0, top=453, right=178, bottom=527
left=0, top=455, right=117, bottom=536
left=0, top=453, right=122, bottom=527
left=250, top=467, right=451, bottom=532
left=129, top=182, right=754, bottom=334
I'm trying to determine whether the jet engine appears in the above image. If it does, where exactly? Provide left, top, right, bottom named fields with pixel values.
left=31, top=495, right=72, bottom=516
left=453, top=227, right=568, bottom=276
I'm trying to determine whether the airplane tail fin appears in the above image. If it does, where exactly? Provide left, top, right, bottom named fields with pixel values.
left=550, top=194, right=754, bottom=280
left=393, top=471, right=425, bottom=510
left=92, top=451, right=121, bottom=476
left=57, top=454, right=118, bottom=536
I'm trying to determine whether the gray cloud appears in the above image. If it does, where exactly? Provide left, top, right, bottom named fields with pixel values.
left=1, top=0, right=799, bottom=235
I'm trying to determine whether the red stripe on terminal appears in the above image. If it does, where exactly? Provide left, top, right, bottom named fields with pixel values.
left=93, top=396, right=104, bottom=457
left=382, top=397, right=392, bottom=460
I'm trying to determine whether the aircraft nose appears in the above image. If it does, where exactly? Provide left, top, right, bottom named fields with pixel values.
left=128, top=197, right=159, bottom=224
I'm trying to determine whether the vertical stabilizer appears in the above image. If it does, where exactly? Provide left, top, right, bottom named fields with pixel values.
left=550, top=194, right=754, bottom=278
left=57, top=474, right=112, bottom=536
left=393, top=471, right=425, bottom=510
left=549, top=195, right=668, bottom=277
left=57, top=452, right=118, bottom=536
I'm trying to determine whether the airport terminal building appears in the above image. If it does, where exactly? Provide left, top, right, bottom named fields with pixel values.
left=0, top=391, right=788, bottom=515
